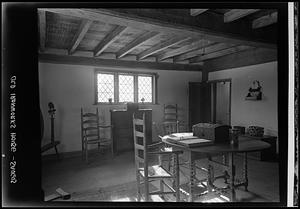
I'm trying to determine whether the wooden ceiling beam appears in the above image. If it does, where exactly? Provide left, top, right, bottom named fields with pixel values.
left=157, top=39, right=213, bottom=61
left=174, top=42, right=236, bottom=62
left=116, top=31, right=160, bottom=59
left=203, top=48, right=277, bottom=72
left=189, top=45, right=253, bottom=63
left=252, top=12, right=278, bottom=29
left=137, top=36, right=191, bottom=60
left=38, top=10, right=46, bottom=52
left=39, top=53, right=203, bottom=71
left=69, top=19, right=93, bottom=55
left=40, top=9, right=276, bottom=49
left=190, top=9, right=209, bottom=16
left=224, top=9, right=260, bottom=22
left=94, top=25, right=127, bottom=57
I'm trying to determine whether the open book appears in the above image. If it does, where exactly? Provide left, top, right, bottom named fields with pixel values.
left=165, top=133, right=213, bottom=148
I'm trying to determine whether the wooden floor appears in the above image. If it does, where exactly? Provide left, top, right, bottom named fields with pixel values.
left=42, top=149, right=280, bottom=202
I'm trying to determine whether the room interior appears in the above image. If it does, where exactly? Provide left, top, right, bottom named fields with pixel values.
left=38, top=8, right=281, bottom=203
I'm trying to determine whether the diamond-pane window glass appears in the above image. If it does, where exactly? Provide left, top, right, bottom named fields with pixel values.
left=97, top=73, right=114, bottom=103
left=119, top=75, right=134, bottom=102
left=138, top=76, right=152, bottom=103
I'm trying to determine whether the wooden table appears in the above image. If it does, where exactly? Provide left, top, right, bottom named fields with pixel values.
left=162, top=134, right=271, bottom=202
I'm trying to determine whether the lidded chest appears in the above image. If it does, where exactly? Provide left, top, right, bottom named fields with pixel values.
left=192, top=123, right=231, bottom=144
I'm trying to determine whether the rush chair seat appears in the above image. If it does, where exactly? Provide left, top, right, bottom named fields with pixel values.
left=133, top=113, right=183, bottom=202
left=81, top=107, right=113, bottom=163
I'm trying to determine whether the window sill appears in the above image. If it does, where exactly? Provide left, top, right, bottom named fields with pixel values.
left=94, top=102, right=160, bottom=105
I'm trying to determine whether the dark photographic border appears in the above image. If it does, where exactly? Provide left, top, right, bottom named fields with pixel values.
left=2, top=1, right=291, bottom=207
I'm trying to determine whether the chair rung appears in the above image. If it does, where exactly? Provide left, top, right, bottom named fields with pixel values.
left=162, top=180, right=176, bottom=193
left=149, top=190, right=176, bottom=195
left=83, top=127, right=98, bottom=131
left=148, top=175, right=174, bottom=179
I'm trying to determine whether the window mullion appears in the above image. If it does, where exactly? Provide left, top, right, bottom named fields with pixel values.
left=152, top=75, right=156, bottom=104
left=134, top=75, right=138, bottom=103
left=115, top=73, right=119, bottom=103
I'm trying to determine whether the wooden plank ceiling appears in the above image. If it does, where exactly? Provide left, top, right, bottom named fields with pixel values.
left=38, top=8, right=278, bottom=70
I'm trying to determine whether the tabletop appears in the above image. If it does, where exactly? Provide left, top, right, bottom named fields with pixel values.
left=162, top=133, right=271, bottom=154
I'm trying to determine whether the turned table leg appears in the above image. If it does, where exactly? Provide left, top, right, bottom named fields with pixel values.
left=228, top=153, right=236, bottom=202
left=243, top=152, right=249, bottom=191
left=222, top=154, right=229, bottom=184
left=207, top=155, right=214, bottom=193
left=188, top=152, right=195, bottom=202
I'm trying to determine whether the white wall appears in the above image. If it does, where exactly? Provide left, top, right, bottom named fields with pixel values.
left=39, top=62, right=202, bottom=154
left=209, top=61, right=278, bottom=137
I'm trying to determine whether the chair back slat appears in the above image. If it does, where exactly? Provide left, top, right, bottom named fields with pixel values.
left=81, top=107, right=100, bottom=146
left=133, top=113, right=148, bottom=170
left=134, top=130, right=145, bottom=138
left=164, top=104, right=178, bottom=121
left=163, top=121, right=179, bottom=135
left=135, top=155, right=145, bottom=163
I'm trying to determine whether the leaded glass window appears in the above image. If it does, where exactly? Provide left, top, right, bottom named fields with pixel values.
left=119, top=74, right=134, bottom=102
left=138, top=76, right=152, bottom=103
left=95, top=70, right=156, bottom=104
left=97, top=73, right=114, bottom=103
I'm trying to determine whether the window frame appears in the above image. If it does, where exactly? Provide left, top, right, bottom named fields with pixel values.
left=94, top=69, right=158, bottom=105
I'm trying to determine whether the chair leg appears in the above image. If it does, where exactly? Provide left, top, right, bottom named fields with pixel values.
left=160, top=180, right=163, bottom=193
left=136, top=171, right=141, bottom=202
left=85, top=142, right=88, bottom=163
left=175, top=155, right=180, bottom=202
left=111, top=144, right=114, bottom=158
left=81, top=140, right=84, bottom=160
left=145, top=177, right=149, bottom=202
left=168, top=155, right=171, bottom=172
left=171, top=155, right=176, bottom=189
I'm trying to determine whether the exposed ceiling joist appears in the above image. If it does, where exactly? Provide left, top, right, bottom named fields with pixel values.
left=224, top=9, right=260, bottom=22
left=190, top=9, right=209, bottom=16
left=116, top=31, right=160, bottom=59
left=38, top=10, right=46, bottom=52
left=39, top=9, right=276, bottom=49
left=204, top=48, right=277, bottom=72
left=69, top=19, right=93, bottom=55
left=252, top=12, right=278, bottom=29
left=39, top=53, right=203, bottom=72
left=94, top=25, right=127, bottom=57
left=157, top=39, right=213, bottom=61
left=174, top=42, right=236, bottom=62
left=137, top=36, right=191, bottom=60
left=189, top=45, right=253, bottom=63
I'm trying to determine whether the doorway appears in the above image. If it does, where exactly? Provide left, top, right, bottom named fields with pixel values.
left=209, top=79, right=231, bottom=126
left=188, top=79, right=231, bottom=129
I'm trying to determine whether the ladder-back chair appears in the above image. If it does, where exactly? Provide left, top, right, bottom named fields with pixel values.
left=133, top=113, right=182, bottom=202
left=81, top=107, right=113, bottom=163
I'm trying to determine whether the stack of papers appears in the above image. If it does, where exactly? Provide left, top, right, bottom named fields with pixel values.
left=165, top=133, right=213, bottom=147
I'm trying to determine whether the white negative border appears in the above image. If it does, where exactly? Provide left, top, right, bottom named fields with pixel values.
left=288, top=2, right=295, bottom=207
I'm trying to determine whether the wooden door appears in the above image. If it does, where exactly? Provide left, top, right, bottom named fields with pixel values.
left=188, top=82, right=212, bottom=130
